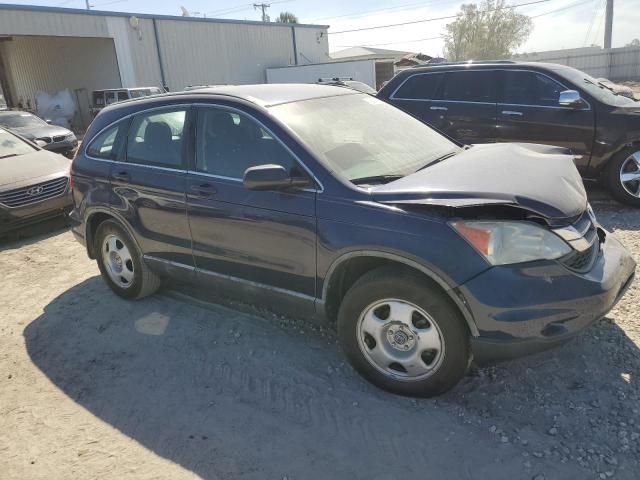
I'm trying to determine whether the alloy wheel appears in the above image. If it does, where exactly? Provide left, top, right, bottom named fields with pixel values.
left=620, top=151, right=640, bottom=198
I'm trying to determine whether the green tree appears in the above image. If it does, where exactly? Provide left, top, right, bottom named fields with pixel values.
left=276, top=11, right=298, bottom=23
left=626, top=38, right=640, bottom=47
left=443, top=0, right=533, bottom=61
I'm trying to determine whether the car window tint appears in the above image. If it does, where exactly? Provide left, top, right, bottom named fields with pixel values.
left=442, top=71, right=495, bottom=103
left=87, top=123, right=123, bottom=160
left=196, top=107, right=298, bottom=179
left=394, top=73, right=443, bottom=100
left=105, top=92, right=117, bottom=105
left=502, top=71, right=565, bottom=106
left=126, top=109, right=186, bottom=168
left=117, top=91, right=129, bottom=101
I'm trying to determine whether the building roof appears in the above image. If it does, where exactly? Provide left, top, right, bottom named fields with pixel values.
left=0, top=3, right=328, bottom=30
left=158, top=84, right=357, bottom=108
left=331, top=46, right=414, bottom=60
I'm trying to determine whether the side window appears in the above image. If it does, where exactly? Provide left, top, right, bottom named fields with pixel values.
left=126, top=108, right=187, bottom=168
left=442, top=71, right=495, bottom=103
left=394, top=73, right=443, bottom=100
left=117, top=91, right=129, bottom=102
left=502, top=71, right=565, bottom=106
left=196, top=107, right=299, bottom=179
left=93, top=92, right=105, bottom=107
left=86, top=122, right=123, bottom=160
left=105, top=92, right=117, bottom=105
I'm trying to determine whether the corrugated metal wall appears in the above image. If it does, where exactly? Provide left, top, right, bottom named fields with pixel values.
left=515, top=46, right=640, bottom=81
left=155, top=20, right=297, bottom=88
left=293, top=27, right=331, bottom=65
left=0, top=35, right=121, bottom=106
left=0, top=6, right=330, bottom=100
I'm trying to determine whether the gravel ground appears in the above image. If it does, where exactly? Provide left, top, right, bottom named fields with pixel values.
left=0, top=194, right=638, bottom=480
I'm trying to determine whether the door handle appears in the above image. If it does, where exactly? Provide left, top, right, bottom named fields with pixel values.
left=190, top=182, right=217, bottom=197
left=112, top=170, right=129, bottom=181
left=501, top=110, right=523, bottom=117
left=430, top=106, right=448, bottom=111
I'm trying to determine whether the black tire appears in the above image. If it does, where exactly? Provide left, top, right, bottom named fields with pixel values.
left=337, top=266, right=469, bottom=397
left=605, top=147, right=640, bottom=207
left=94, top=219, right=160, bottom=300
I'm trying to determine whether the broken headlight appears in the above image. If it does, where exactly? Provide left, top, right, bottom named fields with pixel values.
left=451, top=221, right=572, bottom=266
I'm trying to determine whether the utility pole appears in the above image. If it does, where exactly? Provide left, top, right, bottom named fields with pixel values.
left=253, top=3, right=271, bottom=22
left=85, top=0, right=91, bottom=9
left=604, top=0, right=613, bottom=49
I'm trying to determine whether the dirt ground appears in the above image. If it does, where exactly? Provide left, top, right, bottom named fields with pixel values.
left=0, top=192, right=639, bottom=480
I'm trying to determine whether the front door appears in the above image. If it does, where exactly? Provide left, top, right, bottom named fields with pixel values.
left=110, top=106, right=193, bottom=266
left=186, top=105, right=318, bottom=303
left=496, top=70, right=595, bottom=170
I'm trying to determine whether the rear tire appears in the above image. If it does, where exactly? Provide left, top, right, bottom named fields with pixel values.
left=605, top=148, right=640, bottom=207
left=337, top=266, right=469, bottom=397
left=94, top=219, right=160, bottom=300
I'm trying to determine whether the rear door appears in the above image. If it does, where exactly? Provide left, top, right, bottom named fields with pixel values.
left=429, top=69, right=498, bottom=144
left=110, top=106, right=194, bottom=266
left=496, top=70, right=595, bottom=165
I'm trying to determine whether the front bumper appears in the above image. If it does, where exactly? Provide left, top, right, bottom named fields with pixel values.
left=458, top=231, right=636, bottom=364
left=0, top=192, right=73, bottom=234
left=43, top=139, right=78, bottom=156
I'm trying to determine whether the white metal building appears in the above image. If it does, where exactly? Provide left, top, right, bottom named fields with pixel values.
left=0, top=4, right=330, bottom=126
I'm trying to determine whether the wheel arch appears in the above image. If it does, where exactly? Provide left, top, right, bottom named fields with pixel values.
left=84, top=208, right=141, bottom=259
left=320, top=250, right=479, bottom=337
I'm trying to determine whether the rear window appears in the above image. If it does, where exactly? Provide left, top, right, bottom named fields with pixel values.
left=394, top=73, right=443, bottom=100
left=442, top=70, right=496, bottom=103
left=86, top=122, right=123, bottom=160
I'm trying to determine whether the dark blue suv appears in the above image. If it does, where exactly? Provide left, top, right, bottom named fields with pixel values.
left=70, top=85, right=635, bottom=397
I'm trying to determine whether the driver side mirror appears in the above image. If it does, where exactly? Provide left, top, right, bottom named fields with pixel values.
left=559, top=90, right=586, bottom=109
left=243, top=164, right=312, bottom=191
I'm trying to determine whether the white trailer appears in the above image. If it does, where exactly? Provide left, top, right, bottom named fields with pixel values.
left=266, top=59, right=395, bottom=90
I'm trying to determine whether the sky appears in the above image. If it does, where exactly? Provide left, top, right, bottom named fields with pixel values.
left=3, top=0, right=638, bottom=56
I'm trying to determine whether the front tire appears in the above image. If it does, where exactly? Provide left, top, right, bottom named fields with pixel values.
left=337, top=266, right=469, bottom=397
left=605, top=148, right=640, bottom=207
left=94, top=219, right=160, bottom=300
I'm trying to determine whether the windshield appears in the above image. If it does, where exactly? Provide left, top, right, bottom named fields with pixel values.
left=554, top=66, right=638, bottom=107
left=0, top=129, right=37, bottom=158
left=0, top=112, right=48, bottom=129
left=269, top=94, right=459, bottom=182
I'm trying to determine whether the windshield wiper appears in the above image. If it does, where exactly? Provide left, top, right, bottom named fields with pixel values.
left=351, top=174, right=404, bottom=185
left=415, top=150, right=459, bottom=172
left=0, top=154, right=17, bottom=159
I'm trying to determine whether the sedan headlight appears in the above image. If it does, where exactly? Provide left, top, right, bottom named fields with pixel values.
left=451, top=221, right=572, bottom=266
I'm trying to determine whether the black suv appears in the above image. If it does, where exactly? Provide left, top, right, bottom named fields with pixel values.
left=378, top=61, right=640, bottom=206
left=70, top=85, right=635, bottom=397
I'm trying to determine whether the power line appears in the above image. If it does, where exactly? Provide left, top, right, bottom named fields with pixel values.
left=309, top=0, right=460, bottom=23
left=329, top=0, right=553, bottom=34
left=334, top=0, right=591, bottom=49
left=530, top=0, right=592, bottom=17
left=583, top=0, right=604, bottom=45
left=335, top=35, right=444, bottom=48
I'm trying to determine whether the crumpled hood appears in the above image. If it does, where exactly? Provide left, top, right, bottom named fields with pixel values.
left=371, top=143, right=588, bottom=221
left=0, top=150, right=70, bottom=190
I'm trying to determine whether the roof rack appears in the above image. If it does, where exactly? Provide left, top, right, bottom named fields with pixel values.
left=412, top=60, right=517, bottom=68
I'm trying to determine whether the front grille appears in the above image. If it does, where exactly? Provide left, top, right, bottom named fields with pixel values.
left=0, top=177, right=68, bottom=207
left=53, top=135, right=67, bottom=143
left=557, top=209, right=601, bottom=273
left=562, top=240, right=599, bottom=272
